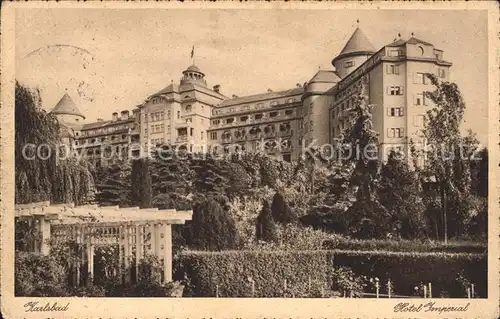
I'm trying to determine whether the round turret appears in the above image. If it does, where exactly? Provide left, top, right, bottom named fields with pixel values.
left=332, top=27, right=376, bottom=79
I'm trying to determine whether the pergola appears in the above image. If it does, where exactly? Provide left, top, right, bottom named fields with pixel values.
left=15, top=201, right=192, bottom=284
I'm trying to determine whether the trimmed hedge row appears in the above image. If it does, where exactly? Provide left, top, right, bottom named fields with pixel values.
left=322, top=238, right=487, bottom=254
left=332, top=250, right=487, bottom=297
left=178, top=250, right=333, bottom=297
left=178, top=249, right=487, bottom=298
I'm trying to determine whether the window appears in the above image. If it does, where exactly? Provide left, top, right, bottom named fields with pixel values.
left=344, top=61, right=355, bottom=68
left=387, top=107, right=404, bottom=117
left=386, top=64, right=400, bottom=75
left=414, top=115, right=425, bottom=127
left=226, top=118, right=234, bottom=124
left=201, top=131, right=204, bottom=140
left=387, top=86, right=404, bottom=96
left=177, top=111, right=180, bottom=119
left=185, top=105, right=192, bottom=112
left=418, top=46, right=424, bottom=56
left=210, top=132, right=217, bottom=140
left=415, top=93, right=428, bottom=106
left=240, top=116, right=249, bottom=122
left=212, top=119, right=220, bottom=125
left=190, top=128, right=194, bottom=136
left=388, top=128, right=405, bottom=138
left=389, top=49, right=403, bottom=57
left=285, top=110, right=293, bottom=116
left=255, top=114, right=263, bottom=120
left=438, top=68, right=446, bottom=78
left=414, top=72, right=429, bottom=84
left=270, top=111, right=278, bottom=118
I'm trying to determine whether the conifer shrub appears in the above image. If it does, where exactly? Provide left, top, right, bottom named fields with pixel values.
left=255, top=200, right=278, bottom=242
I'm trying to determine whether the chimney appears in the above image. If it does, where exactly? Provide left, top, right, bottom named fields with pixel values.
left=267, top=89, right=273, bottom=93
left=121, top=110, right=129, bottom=120
left=296, top=83, right=302, bottom=88
left=232, top=94, right=238, bottom=98
left=112, top=112, right=118, bottom=121
left=213, top=84, right=221, bottom=93
left=97, top=118, right=104, bottom=122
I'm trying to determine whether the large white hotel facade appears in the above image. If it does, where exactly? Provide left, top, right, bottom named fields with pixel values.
left=50, top=27, right=451, bottom=166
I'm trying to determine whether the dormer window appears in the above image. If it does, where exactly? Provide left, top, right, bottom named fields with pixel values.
left=418, top=46, right=424, bottom=56
left=185, top=105, right=192, bottom=112
left=345, top=61, right=355, bottom=68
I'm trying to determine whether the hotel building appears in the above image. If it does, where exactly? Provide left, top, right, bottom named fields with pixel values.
left=50, top=26, right=452, bottom=164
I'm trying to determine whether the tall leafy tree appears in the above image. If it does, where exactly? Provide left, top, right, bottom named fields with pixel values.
left=378, top=151, right=427, bottom=239
left=130, top=158, right=152, bottom=208
left=419, top=74, right=480, bottom=241
left=15, top=81, right=95, bottom=205
left=256, top=200, right=278, bottom=242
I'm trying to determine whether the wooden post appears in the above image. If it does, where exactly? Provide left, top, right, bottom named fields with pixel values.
left=162, top=223, right=173, bottom=283
left=124, top=226, right=131, bottom=283
left=252, top=281, right=255, bottom=297
left=471, top=284, right=475, bottom=298
left=428, top=282, right=432, bottom=298
left=86, top=228, right=94, bottom=285
left=388, top=279, right=391, bottom=298
left=39, top=216, right=51, bottom=256
left=216, top=284, right=219, bottom=298
left=467, top=287, right=471, bottom=299
left=423, top=285, right=427, bottom=298
left=118, top=226, right=123, bottom=284
left=375, top=278, right=380, bottom=298
left=135, top=225, right=141, bottom=282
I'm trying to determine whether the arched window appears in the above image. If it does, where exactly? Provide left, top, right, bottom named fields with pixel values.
left=185, top=105, right=192, bottom=112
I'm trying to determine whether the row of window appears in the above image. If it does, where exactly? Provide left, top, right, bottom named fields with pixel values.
left=385, top=66, right=446, bottom=80
left=79, top=124, right=131, bottom=137
left=212, top=109, right=294, bottom=126
left=210, top=122, right=293, bottom=140
left=213, top=98, right=298, bottom=116
left=76, top=134, right=128, bottom=145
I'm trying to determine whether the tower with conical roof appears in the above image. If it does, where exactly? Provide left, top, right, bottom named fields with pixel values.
left=50, top=92, right=85, bottom=146
left=332, top=26, right=376, bottom=79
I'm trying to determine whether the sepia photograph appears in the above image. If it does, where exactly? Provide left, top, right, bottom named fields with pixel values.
left=1, top=2, right=499, bottom=318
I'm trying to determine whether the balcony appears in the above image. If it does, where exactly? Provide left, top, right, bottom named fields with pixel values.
left=176, top=135, right=188, bottom=143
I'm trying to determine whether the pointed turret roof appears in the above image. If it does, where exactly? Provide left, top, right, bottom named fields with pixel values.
left=333, top=27, right=376, bottom=63
left=309, top=70, right=341, bottom=84
left=50, top=93, right=85, bottom=119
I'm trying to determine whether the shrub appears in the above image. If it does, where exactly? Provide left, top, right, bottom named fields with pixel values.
left=271, top=192, right=296, bottom=224
left=187, top=199, right=238, bottom=251
left=15, top=252, right=69, bottom=297
left=255, top=200, right=278, bottom=242
left=179, top=249, right=487, bottom=298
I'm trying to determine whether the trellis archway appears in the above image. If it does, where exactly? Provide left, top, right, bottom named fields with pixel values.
left=15, top=201, right=192, bottom=285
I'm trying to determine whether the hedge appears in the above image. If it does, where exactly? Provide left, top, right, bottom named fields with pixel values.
left=178, top=249, right=487, bottom=298
left=178, top=250, right=333, bottom=297
left=321, top=238, right=487, bottom=254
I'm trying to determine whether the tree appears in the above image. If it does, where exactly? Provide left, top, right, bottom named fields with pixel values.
left=94, top=160, right=131, bottom=207
left=15, top=82, right=95, bottom=205
left=419, top=74, right=480, bottom=241
left=130, top=158, right=152, bottom=208
left=150, top=146, right=195, bottom=210
left=471, top=147, right=488, bottom=198
left=187, top=199, right=237, bottom=251
left=255, top=200, right=278, bottom=242
left=341, top=79, right=390, bottom=239
left=271, top=192, right=296, bottom=224
left=378, top=151, right=427, bottom=239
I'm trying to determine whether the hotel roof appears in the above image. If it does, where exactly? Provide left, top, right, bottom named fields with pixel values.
left=217, top=87, right=304, bottom=108
left=50, top=93, right=85, bottom=119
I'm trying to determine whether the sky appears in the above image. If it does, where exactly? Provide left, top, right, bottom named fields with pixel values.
left=15, top=9, right=488, bottom=144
